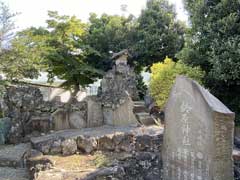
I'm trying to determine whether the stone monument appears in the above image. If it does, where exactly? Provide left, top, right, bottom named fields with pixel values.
left=98, top=49, right=139, bottom=126
left=163, top=76, right=234, bottom=180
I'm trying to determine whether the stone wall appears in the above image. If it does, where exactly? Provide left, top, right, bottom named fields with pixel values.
left=1, top=85, right=88, bottom=144
left=30, top=126, right=163, bottom=155
left=3, top=85, right=45, bottom=143
left=0, top=81, right=140, bottom=144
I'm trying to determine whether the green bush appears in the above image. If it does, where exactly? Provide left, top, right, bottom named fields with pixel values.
left=149, top=57, right=205, bottom=108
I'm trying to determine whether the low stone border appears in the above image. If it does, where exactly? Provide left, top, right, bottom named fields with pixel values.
left=30, top=126, right=163, bottom=155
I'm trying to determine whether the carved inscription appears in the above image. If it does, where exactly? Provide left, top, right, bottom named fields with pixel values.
left=163, top=76, right=234, bottom=180
left=214, top=113, right=233, bottom=158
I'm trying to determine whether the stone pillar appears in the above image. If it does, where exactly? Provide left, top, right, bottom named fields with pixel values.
left=86, top=96, right=104, bottom=127
left=163, top=76, right=234, bottom=180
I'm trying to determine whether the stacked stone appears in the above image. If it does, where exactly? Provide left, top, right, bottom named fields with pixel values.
left=30, top=127, right=163, bottom=155
left=99, top=64, right=139, bottom=109
left=97, top=50, right=140, bottom=126
left=1, top=84, right=88, bottom=144
left=3, top=85, right=44, bottom=143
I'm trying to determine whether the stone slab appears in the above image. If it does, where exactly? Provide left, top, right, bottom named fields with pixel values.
left=0, top=167, right=29, bottom=180
left=163, top=76, right=234, bottom=180
left=0, top=143, right=31, bottom=168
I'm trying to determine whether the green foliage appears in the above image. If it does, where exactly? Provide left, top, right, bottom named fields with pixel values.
left=0, top=1, right=16, bottom=49
left=0, top=28, right=47, bottom=80
left=131, top=0, right=186, bottom=71
left=84, top=1, right=186, bottom=72
left=136, top=75, right=148, bottom=100
left=45, top=11, right=103, bottom=91
left=84, top=13, right=136, bottom=71
left=149, top=57, right=204, bottom=107
left=1, top=11, right=103, bottom=94
left=179, top=0, right=240, bottom=124
left=0, top=0, right=187, bottom=97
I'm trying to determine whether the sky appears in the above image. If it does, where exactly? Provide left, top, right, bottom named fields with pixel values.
left=3, top=0, right=188, bottom=31
left=2, top=0, right=188, bottom=83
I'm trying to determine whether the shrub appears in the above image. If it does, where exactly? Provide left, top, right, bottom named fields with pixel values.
left=149, top=57, right=205, bottom=108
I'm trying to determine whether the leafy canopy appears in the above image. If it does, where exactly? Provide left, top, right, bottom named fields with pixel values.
left=150, top=57, right=204, bottom=107
left=0, top=1, right=16, bottom=49
left=45, top=11, right=103, bottom=91
left=0, top=0, right=188, bottom=95
left=178, top=0, right=240, bottom=123
left=0, top=27, right=48, bottom=80
left=84, top=13, right=136, bottom=72
left=131, top=0, right=185, bottom=71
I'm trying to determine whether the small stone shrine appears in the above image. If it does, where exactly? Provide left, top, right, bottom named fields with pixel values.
left=98, top=49, right=139, bottom=126
left=163, top=76, right=234, bottom=180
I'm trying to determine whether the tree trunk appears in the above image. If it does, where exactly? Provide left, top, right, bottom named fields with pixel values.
left=66, top=84, right=80, bottom=123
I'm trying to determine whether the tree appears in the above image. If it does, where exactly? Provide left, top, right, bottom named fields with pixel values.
left=84, top=13, right=136, bottom=72
left=0, top=27, right=47, bottom=80
left=0, top=0, right=187, bottom=98
left=179, top=0, right=240, bottom=123
left=0, top=1, right=16, bottom=49
left=45, top=11, right=103, bottom=95
left=131, top=0, right=186, bottom=71
left=85, top=1, right=186, bottom=73
left=0, top=11, right=103, bottom=97
left=149, top=57, right=204, bottom=107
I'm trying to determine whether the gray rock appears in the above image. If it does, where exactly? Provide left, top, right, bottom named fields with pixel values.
left=69, top=111, right=87, bottom=129
left=50, top=140, right=62, bottom=154
left=31, top=135, right=57, bottom=154
left=28, top=149, right=43, bottom=158
left=30, top=126, right=163, bottom=155
left=0, top=117, right=11, bottom=144
left=61, top=139, right=77, bottom=155
left=99, top=135, right=115, bottom=151
left=77, top=135, right=97, bottom=153
left=135, top=135, right=153, bottom=152
left=0, top=143, right=31, bottom=168
left=113, top=133, right=134, bottom=152
left=0, top=167, right=29, bottom=180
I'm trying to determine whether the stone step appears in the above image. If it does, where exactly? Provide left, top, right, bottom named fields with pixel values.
left=0, top=143, right=31, bottom=168
left=133, top=104, right=149, bottom=113
left=135, top=112, right=156, bottom=126
left=133, top=101, right=145, bottom=106
left=0, top=167, right=29, bottom=180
